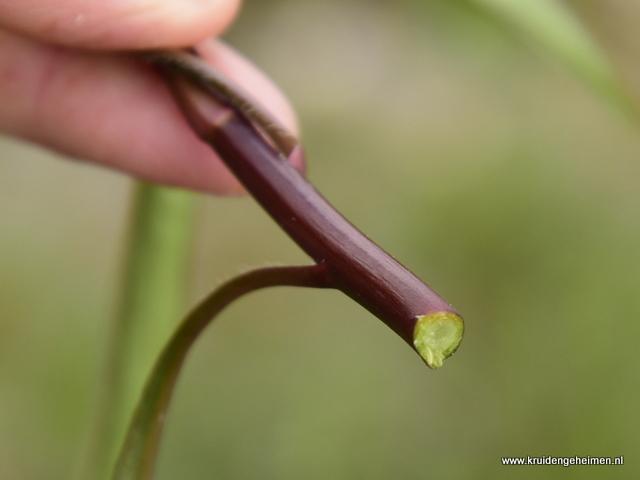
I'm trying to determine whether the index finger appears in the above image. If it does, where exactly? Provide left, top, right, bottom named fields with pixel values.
left=0, top=0, right=241, bottom=49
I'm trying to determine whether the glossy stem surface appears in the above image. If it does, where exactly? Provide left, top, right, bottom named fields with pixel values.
left=159, top=63, right=460, bottom=349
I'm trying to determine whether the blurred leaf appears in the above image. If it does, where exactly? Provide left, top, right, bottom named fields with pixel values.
left=467, top=0, right=639, bottom=119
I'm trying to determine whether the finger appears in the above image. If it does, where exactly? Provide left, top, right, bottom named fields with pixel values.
left=0, top=30, right=301, bottom=194
left=0, top=0, right=241, bottom=49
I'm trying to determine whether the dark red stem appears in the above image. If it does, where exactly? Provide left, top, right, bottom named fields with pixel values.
left=146, top=52, right=459, bottom=349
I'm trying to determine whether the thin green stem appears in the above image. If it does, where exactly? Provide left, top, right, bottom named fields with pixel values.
left=82, top=182, right=197, bottom=480
left=111, top=264, right=331, bottom=480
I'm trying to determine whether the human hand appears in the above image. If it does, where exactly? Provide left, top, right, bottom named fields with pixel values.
left=0, top=0, right=301, bottom=194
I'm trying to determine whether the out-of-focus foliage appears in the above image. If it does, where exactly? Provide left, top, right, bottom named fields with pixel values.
left=1, top=0, right=639, bottom=479
left=462, top=0, right=638, bottom=118
left=568, top=1, right=640, bottom=102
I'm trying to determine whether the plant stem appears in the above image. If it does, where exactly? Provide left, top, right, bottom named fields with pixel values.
left=143, top=51, right=463, bottom=367
left=111, top=264, right=331, bottom=480
left=108, top=49, right=464, bottom=480
left=82, top=182, right=197, bottom=480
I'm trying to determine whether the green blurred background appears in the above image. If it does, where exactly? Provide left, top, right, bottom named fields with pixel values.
left=1, top=0, right=639, bottom=478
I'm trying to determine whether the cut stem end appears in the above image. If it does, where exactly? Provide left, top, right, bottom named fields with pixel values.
left=413, top=312, right=464, bottom=369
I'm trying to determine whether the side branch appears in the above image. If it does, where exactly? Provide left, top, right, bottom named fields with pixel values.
left=112, top=264, right=331, bottom=480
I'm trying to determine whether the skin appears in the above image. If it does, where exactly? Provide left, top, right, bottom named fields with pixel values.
left=0, top=0, right=301, bottom=194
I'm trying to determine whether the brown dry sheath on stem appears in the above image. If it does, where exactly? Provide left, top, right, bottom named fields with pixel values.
left=146, top=52, right=463, bottom=368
